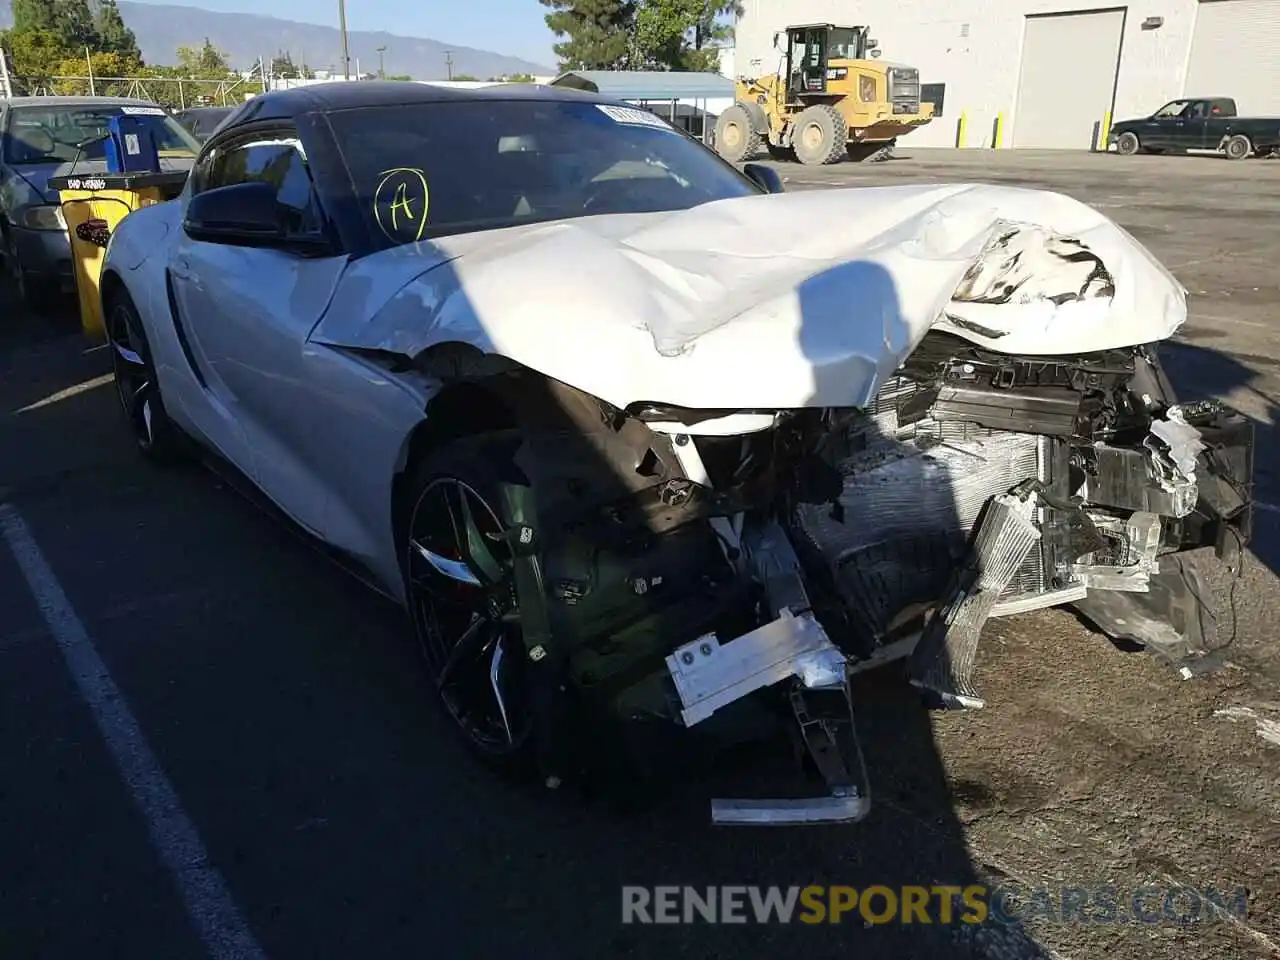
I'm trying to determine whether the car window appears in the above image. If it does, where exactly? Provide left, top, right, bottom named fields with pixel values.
left=326, top=99, right=761, bottom=250
left=2, top=104, right=201, bottom=164
left=1153, top=100, right=1190, bottom=119
left=197, top=135, right=321, bottom=236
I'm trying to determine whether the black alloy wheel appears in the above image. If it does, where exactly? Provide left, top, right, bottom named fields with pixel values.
left=105, top=292, right=183, bottom=461
left=404, top=467, right=534, bottom=768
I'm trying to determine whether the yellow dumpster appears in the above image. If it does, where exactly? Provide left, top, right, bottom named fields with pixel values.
left=47, top=171, right=188, bottom=340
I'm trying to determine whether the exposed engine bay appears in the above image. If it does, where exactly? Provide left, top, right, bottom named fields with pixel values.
left=414, top=327, right=1253, bottom=825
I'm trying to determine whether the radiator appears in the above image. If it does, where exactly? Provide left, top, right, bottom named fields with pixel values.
left=794, top=376, right=1058, bottom=640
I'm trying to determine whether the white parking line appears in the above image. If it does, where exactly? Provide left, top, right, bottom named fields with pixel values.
left=13, top=373, right=115, bottom=414
left=0, top=504, right=268, bottom=960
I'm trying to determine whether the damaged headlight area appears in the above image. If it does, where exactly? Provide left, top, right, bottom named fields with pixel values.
left=412, top=331, right=1252, bottom=826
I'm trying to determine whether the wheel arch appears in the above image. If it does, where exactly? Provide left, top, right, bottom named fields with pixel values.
left=100, top=266, right=127, bottom=312
left=390, top=363, right=522, bottom=555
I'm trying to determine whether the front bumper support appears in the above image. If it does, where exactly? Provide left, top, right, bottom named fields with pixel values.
left=665, top=609, right=871, bottom=825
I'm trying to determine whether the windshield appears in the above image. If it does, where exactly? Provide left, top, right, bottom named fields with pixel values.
left=827, top=27, right=867, bottom=59
left=328, top=99, right=761, bottom=248
left=1153, top=100, right=1190, bottom=118
left=2, top=104, right=202, bottom=165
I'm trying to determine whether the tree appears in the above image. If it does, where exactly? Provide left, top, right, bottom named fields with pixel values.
left=452, top=73, right=479, bottom=81
left=634, top=0, right=702, bottom=69
left=53, top=0, right=100, bottom=49
left=10, top=0, right=60, bottom=34
left=176, top=38, right=231, bottom=77
left=0, top=28, right=71, bottom=90
left=53, top=49, right=142, bottom=95
left=270, top=50, right=313, bottom=80
left=94, top=0, right=142, bottom=63
left=540, top=0, right=634, bottom=70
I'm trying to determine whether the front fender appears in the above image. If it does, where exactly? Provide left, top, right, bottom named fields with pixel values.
left=104, top=200, right=181, bottom=273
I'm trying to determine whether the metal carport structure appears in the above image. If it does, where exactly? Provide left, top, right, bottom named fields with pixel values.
left=548, top=71, right=735, bottom=142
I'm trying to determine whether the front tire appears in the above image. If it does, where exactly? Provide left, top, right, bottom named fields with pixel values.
left=714, top=104, right=762, bottom=163
left=5, top=228, right=59, bottom=312
left=105, top=288, right=187, bottom=463
left=792, top=104, right=849, bottom=165
left=401, top=432, right=537, bottom=778
left=1115, top=131, right=1140, bottom=156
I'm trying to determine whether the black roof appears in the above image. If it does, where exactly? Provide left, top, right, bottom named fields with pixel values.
left=245, top=80, right=613, bottom=117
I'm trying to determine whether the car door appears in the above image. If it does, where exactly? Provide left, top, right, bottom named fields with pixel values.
left=168, top=124, right=350, bottom=535
left=1176, top=101, right=1211, bottom=151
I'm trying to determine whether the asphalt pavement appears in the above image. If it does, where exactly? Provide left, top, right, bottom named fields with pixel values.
left=2, top=148, right=1279, bottom=960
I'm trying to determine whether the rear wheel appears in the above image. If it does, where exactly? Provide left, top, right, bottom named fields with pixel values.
left=401, top=433, right=536, bottom=777
left=1115, top=131, right=1140, bottom=156
left=714, top=104, right=762, bottom=163
left=1224, top=134, right=1252, bottom=161
left=105, top=288, right=187, bottom=463
left=792, top=104, right=848, bottom=165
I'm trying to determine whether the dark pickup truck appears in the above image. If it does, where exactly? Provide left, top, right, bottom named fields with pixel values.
left=1108, top=97, right=1280, bottom=160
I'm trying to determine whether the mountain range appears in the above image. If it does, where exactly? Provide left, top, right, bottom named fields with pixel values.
left=0, top=1, right=555, bottom=79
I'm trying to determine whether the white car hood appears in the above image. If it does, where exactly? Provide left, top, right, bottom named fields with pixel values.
left=313, top=182, right=1186, bottom=411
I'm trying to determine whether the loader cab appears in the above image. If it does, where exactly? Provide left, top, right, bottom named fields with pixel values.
left=776, top=24, right=873, bottom=99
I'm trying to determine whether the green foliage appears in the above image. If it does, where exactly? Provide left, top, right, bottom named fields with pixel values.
left=10, top=0, right=60, bottom=34
left=452, top=73, right=480, bottom=81
left=175, top=38, right=232, bottom=77
left=54, top=0, right=98, bottom=49
left=95, top=0, right=142, bottom=62
left=540, top=0, right=635, bottom=70
left=385, top=73, right=413, bottom=81
left=0, top=27, right=69, bottom=90
left=270, top=50, right=314, bottom=80
left=542, top=0, right=740, bottom=71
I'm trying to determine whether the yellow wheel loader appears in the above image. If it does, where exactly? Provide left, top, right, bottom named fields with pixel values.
left=715, top=24, right=934, bottom=165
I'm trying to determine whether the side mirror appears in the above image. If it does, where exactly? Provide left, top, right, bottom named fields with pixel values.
left=183, top=180, right=282, bottom=244
left=743, top=162, right=784, bottom=194
left=772, top=32, right=781, bottom=49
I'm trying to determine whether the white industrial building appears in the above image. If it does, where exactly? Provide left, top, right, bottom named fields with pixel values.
left=732, top=0, right=1280, bottom=149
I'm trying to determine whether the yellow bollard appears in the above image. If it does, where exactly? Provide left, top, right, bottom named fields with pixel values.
left=1100, top=110, right=1112, bottom=150
left=956, top=112, right=968, bottom=149
left=992, top=112, right=1005, bottom=149
left=47, top=171, right=188, bottom=340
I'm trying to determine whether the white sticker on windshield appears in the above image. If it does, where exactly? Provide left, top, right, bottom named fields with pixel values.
left=595, top=104, right=672, bottom=130
left=119, top=106, right=167, bottom=116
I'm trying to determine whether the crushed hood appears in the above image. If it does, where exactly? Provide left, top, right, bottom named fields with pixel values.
left=312, top=182, right=1187, bottom=411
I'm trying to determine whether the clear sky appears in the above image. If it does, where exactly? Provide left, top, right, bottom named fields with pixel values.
left=127, top=0, right=560, bottom=67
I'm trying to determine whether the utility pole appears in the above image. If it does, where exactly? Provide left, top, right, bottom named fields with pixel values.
left=445, top=50, right=454, bottom=80
left=377, top=45, right=386, bottom=79
left=337, top=0, right=352, bottom=80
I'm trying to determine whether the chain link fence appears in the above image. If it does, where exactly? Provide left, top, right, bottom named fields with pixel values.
left=8, top=74, right=263, bottom=109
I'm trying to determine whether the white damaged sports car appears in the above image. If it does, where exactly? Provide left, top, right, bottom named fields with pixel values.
left=99, top=82, right=1254, bottom=824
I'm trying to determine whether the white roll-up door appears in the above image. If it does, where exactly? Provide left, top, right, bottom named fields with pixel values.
left=1013, top=9, right=1126, bottom=149
left=1185, top=0, right=1280, bottom=115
